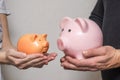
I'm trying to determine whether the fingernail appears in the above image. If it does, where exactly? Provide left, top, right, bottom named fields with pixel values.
left=45, top=62, right=48, bottom=65
left=61, top=63, right=65, bottom=67
left=51, top=57, right=55, bottom=60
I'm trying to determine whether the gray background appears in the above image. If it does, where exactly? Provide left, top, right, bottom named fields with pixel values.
left=2, top=0, right=102, bottom=80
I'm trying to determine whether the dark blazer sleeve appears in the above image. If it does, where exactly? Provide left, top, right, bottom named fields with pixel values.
left=89, top=0, right=104, bottom=29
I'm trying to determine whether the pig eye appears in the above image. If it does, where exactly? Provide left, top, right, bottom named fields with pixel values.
left=61, top=28, right=64, bottom=32
left=68, top=29, right=71, bottom=32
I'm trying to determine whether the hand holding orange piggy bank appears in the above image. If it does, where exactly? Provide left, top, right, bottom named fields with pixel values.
left=17, top=34, right=49, bottom=54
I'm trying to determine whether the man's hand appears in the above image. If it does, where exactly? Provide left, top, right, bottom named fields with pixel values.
left=60, top=46, right=120, bottom=71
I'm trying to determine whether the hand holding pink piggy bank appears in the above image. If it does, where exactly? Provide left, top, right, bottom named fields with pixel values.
left=57, top=17, right=103, bottom=59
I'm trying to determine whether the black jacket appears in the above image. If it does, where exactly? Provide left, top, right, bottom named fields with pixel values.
left=89, top=0, right=120, bottom=80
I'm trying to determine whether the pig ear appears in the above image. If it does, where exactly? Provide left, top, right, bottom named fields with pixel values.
left=60, top=17, right=72, bottom=29
left=42, top=34, right=47, bottom=38
left=75, top=18, right=88, bottom=32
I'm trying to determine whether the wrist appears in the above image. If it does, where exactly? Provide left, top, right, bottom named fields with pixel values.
left=112, top=49, right=120, bottom=68
left=0, top=49, right=10, bottom=64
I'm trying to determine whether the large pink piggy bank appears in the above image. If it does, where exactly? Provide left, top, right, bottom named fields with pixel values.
left=57, top=17, right=103, bottom=59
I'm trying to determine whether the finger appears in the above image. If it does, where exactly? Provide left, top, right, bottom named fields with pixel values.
left=32, top=60, right=48, bottom=68
left=42, top=52, right=57, bottom=62
left=7, top=53, right=46, bottom=67
left=16, top=54, right=45, bottom=65
left=61, top=61, right=77, bottom=70
left=18, top=56, right=48, bottom=69
left=47, top=53, right=57, bottom=61
left=61, top=61, right=98, bottom=71
left=17, top=56, right=47, bottom=68
left=83, top=47, right=106, bottom=58
left=48, top=52, right=57, bottom=57
left=65, top=56, right=90, bottom=67
left=60, top=56, right=66, bottom=63
left=65, top=56, right=96, bottom=67
left=44, top=52, right=57, bottom=56
left=66, top=56, right=106, bottom=70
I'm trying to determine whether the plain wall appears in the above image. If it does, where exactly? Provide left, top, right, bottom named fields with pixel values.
left=2, top=0, right=102, bottom=80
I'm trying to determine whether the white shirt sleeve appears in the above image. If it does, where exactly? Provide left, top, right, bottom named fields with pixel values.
left=0, top=0, right=10, bottom=15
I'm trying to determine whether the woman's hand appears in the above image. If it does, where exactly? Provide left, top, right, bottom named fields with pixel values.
left=1, top=49, right=57, bottom=69
left=16, top=52, right=57, bottom=69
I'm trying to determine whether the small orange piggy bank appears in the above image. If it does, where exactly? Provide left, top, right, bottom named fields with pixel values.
left=17, top=34, right=49, bottom=54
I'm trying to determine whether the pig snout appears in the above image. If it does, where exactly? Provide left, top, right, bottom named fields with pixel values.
left=57, top=38, right=65, bottom=51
